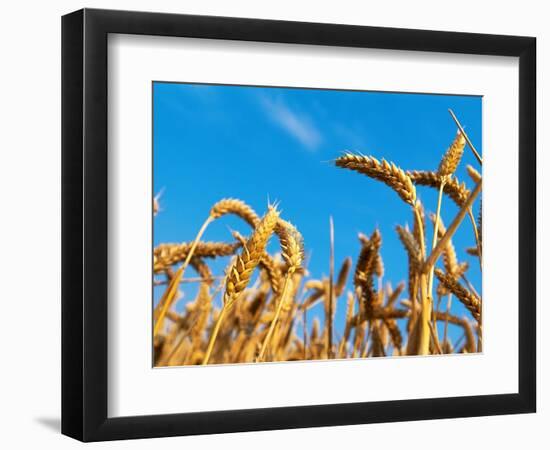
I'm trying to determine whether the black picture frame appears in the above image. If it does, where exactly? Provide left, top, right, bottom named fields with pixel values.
left=61, top=8, right=536, bottom=442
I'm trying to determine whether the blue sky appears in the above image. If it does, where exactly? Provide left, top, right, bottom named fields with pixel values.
left=153, top=81, right=482, bottom=349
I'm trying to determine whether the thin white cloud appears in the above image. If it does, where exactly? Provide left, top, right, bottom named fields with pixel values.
left=259, top=95, right=322, bottom=151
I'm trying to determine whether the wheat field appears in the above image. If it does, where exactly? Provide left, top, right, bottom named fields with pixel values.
left=152, top=111, right=482, bottom=367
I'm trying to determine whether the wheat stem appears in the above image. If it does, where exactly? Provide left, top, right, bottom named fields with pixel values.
left=467, top=208, right=482, bottom=272
left=423, top=181, right=482, bottom=272
left=413, top=206, right=426, bottom=261
left=448, top=109, right=482, bottom=165
left=417, top=272, right=431, bottom=355
left=443, top=293, right=453, bottom=346
left=153, top=216, right=213, bottom=336
left=428, top=321, right=443, bottom=354
left=257, top=270, right=294, bottom=362
left=202, top=305, right=227, bottom=365
left=413, top=203, right=430, bottom=355
left=328, top=216, right=335, bottom=359
left=427, top=179, right=446, bottom=296
left=426, top=179, right=446, bottom=352
left=303, top=307, right=308, bottom=360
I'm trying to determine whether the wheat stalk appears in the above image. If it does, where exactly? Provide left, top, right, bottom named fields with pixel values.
left=327, top=217, right=335, bottom=358
left=448, top=109, right=483, bottom=165
left=431, top=215, right=459, bottom=275
left=413, top=204, right=431, bottom=355
left=424, top=181, right=482, bottom=272
left=460, top=318, right=477, bottom=353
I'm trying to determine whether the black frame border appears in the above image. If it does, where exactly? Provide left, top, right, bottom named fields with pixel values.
left=62, top=8, right=536, bottom=442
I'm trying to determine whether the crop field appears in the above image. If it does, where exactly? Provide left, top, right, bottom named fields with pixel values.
left=152, top=83, right=482, bottom=366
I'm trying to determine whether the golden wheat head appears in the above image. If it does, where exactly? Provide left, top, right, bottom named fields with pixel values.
left=276, top=219, right=304, bottom=273
left=354, top=229, right=382, bottom=317
left=434, top=268, right=481, bottom=323
left=396, top=225, right=421, bottom=270
left=335, top=257, right=352, bottom=297
left=335, top=153, right=416, bottom=205
left=209, top=198, right=260, bottom=227
left=408, top=170, right=470, bottom=207
left=438, top=131, right=466, bottom=178
left=224, top=206, right=279, bottom=309
left=153, top=241, right=241, bottom=273
left=466, top=165, right=482, bottom=184
left=354, top=229, right=382, bottom=291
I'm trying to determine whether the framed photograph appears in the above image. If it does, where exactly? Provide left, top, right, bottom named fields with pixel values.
left=61, top=8, right=536, bottom=442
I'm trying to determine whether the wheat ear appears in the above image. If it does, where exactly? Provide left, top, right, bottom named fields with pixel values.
left=203, top=206, right=279, bottom=365
left=335, top=153, right=416, bottom=205
left=335, top=257, right=352, bottom=297
left=354, top=229, right=382, bottom=320
left=396, top=225, right=422, bottom=270
left=438, top=130, right=466, bottom=179
left=257, top=219, right=304, bottom=362
left=232, top=230, right=282, bottom=295
left=408, top=171, right=470, bottom=207
left=153, top=241, right=241, bottom=273
left=434, top=268, right=481, bottom=323
left=210, top=198, right=261, bottom=227
left=383, top=317, right=403, bottom=354
left=467, top=165, right=482, bottom=183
